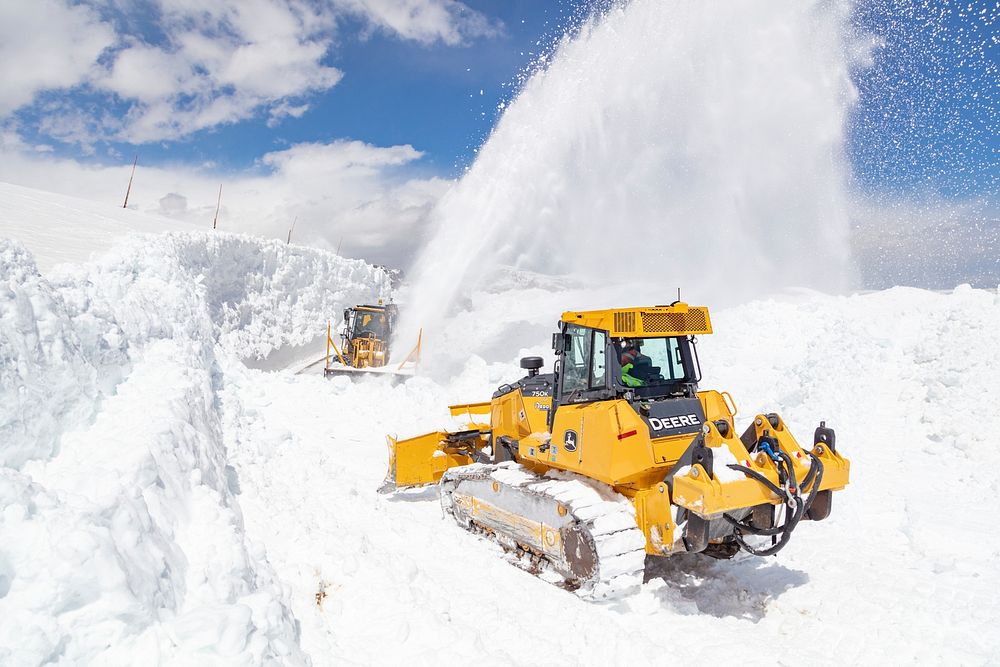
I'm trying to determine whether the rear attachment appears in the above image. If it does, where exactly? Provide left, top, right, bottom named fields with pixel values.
left=440, top=463, right=647, bottom=600
left=666, top=415, right=845, bottom=559
left=722, top=431, right=826, bottom=556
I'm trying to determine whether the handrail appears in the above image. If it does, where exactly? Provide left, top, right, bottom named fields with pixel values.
left=720, top=390, right=738, bottom=417
left=326, top=320, right=349, bottom=369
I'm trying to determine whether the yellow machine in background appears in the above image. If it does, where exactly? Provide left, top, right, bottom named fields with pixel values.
left=380, top=302, right=850, bottom=599
left=325, top=302, right=421, bottom=377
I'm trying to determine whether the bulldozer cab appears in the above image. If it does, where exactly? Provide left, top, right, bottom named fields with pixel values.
left=344, top=306, right=392, bottom=341
left=552, top=305, right=708, bottom=413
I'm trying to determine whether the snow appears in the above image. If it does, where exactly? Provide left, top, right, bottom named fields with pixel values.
left=0, top=186, right=391, bottom=664
left=0, top=182, right=203, bottom=273
left=1, top=0, right=999, bottom=655
left=219, top=284, right=1000, bottom=663
left=710, top=445, right=747, bottom=483
left=3, top=181, right=1000, bottom=663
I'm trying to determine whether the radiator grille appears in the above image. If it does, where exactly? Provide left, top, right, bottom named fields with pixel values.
left=640, top=309, right=708, bottom=333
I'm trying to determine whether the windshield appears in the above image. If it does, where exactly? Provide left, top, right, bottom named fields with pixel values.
left=616, top=336, right=697, bottom=389
left=353, top=311, right=388, bottom=339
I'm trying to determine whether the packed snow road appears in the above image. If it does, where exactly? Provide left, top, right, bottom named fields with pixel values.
left=225, top=287, right=1000, bottom=665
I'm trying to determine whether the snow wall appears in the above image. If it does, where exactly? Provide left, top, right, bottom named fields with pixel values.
left=402, top=0, right=865, bottom=367
left=0, top=233, right=388, bottom=664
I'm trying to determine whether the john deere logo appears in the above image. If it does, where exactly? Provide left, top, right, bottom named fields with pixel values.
left=563, top=430, right=578, bottom=452
left=648, top=414, right=701, bottom=431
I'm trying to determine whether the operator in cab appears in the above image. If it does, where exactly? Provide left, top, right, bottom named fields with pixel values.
left=619, top=339, right=650, bottom=387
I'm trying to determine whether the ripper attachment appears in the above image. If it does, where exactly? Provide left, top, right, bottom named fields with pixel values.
left=723, top=422, right=830, bottom=556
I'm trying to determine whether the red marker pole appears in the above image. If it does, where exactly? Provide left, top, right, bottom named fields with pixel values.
left=122, top=155, right=138, bottom=208
left=212, top=183, right=223, bottom=229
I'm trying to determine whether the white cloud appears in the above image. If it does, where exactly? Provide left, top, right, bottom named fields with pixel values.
left=94, top=0, right=344, bottom=142
left=267, top=101, right=311, bottom=127
left=0, top=0, right=491, bottom=264
left=0, top=139, right=452, bottom=268
left=261, top=140, right=423, bottom=173
left=0, top=0, right=115, bottom=116
left=338, top=0, right=501, bottom=45
left=2, top=0, right=501, bottom=144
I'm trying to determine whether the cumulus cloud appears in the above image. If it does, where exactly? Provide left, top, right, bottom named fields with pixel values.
left=94, top=0, right=345, bottom=142
left=0, top=0, right=496, bottom=266
left=340, top=0, right=502, bottom=45
left=267, top=101, right=311, bottom=127
left=0, top=139, right=451, bottom=268
left=1, top=0, right=500, bottom=145
left=0, top=0, right=114, bottom=116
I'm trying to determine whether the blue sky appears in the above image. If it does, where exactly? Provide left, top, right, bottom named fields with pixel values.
left=849, top=0, right=998, bottom=200
left=0, top=0, right=995, bottom=274
left=9, top=1, right=586, bottom=176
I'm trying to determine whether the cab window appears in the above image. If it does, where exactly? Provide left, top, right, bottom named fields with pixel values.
left=643, top=337, right=686, bottom=381
left=561, top=325, right=591, bottom=393
left=590, top=331, right=607, bottom=388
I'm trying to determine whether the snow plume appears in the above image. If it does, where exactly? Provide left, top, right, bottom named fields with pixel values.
left=0, top=233, right=387, bottom=663
left=402, top=0, right=864, bottom=361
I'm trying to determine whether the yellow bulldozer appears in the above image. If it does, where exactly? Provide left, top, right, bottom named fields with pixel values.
left=380, top=302, right=850, bottom=599
left=324, top=302, right=421, bottom=377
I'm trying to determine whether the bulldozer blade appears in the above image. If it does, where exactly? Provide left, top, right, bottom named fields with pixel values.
left=323, top=363, right=415, bottom=379
left=379, top=430, right=487, bottom=493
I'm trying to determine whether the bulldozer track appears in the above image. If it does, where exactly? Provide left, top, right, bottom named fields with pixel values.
left=440, top=463, right=646, bottom=600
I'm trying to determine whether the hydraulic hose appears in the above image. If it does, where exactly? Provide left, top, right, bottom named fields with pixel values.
left=722, top=451, right=825, bottom=555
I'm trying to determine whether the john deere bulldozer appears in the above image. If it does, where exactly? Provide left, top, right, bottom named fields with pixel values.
left=380, top=303, right=850, bottom=599
left=324, top=302, right=421, bottom=377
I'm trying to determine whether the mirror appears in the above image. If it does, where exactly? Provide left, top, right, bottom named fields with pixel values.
left=552, top=332, right=571, bottom=354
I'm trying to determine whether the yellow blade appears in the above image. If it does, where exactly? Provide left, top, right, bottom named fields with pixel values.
left=448, top=401, right=491, bottom=430
left=380, top=431, right=483, bottom=493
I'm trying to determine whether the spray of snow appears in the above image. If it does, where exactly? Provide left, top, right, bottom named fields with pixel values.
left=401, top=0, right=864, bottom=364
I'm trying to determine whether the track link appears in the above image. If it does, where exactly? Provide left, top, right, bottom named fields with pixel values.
left=440, top=462, right=646, bottom=600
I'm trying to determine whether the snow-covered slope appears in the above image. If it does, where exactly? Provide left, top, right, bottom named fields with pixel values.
left=0, top=182, right=204, bottom=272
left=0, top=193, right=390, bottom=663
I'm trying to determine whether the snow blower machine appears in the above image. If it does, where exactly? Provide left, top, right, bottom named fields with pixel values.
left=379, top=302, right=850, bottom=599
left=324, top=301, right=421, bottom=377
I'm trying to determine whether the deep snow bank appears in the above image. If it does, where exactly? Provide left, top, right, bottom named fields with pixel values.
left=2, top=232, right=389, bottom=469
left=0, top=232, right=388, bottom=664
left=81, top=232, right=392, bottom=360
